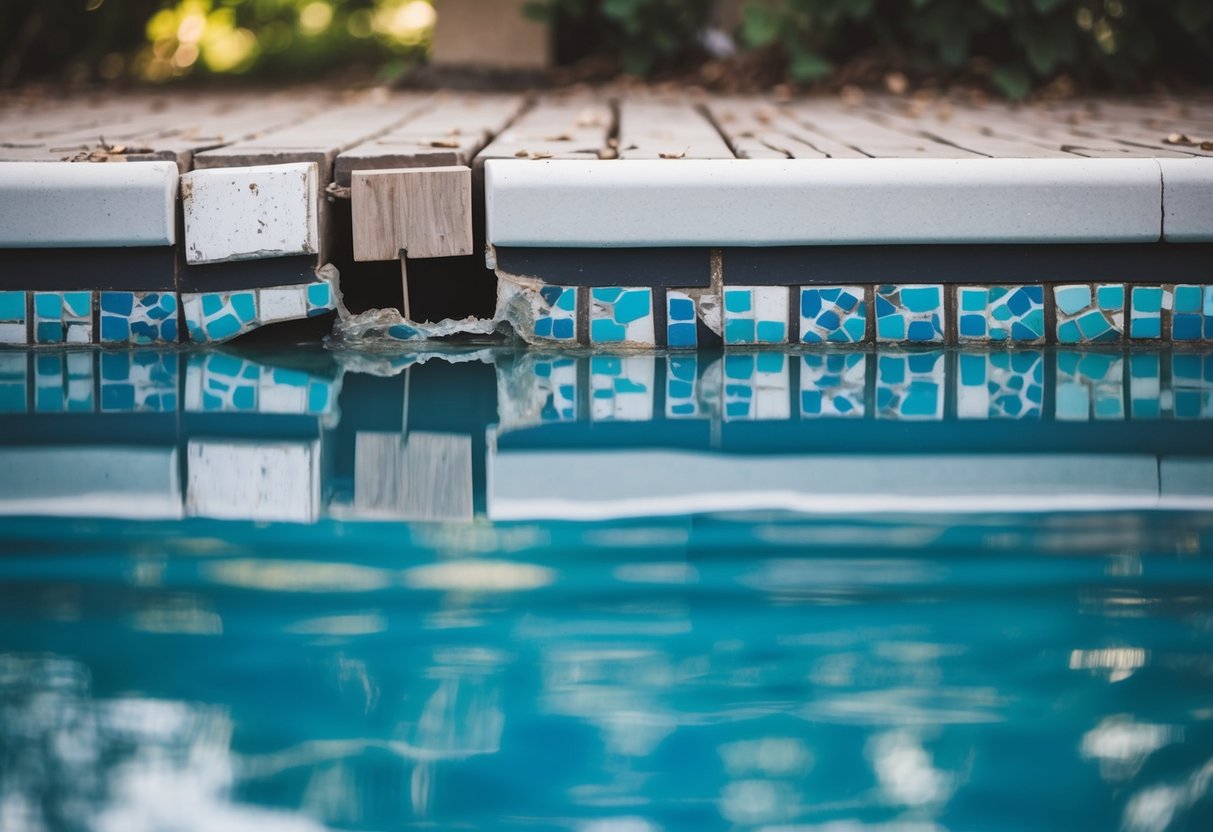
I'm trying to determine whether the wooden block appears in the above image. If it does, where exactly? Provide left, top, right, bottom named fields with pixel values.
left=181, top=162, right=319, bottom=265
left=352, top=166, right=473, bottom=260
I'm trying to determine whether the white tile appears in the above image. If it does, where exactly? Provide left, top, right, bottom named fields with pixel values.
left=486, top=159, right=1163, bottom=246
left=0, top=323, right=27, bottom=344
left=258, top=287, right=307, bottom=323
left=182, top=163, right=318, bottom=264
left=0, top=162, right=177, bottom=247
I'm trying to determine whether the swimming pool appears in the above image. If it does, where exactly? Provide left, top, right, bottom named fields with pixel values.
left=0, top=344, right=1211, bottom=831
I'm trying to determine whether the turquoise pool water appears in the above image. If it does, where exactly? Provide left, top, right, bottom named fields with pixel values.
left=0, top=345, right=1212, bottom=831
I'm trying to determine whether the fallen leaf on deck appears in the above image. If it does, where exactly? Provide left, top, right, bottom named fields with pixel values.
left=429, top=139, right=461, bottom=148
left=659, top=149, right=688, bottom=159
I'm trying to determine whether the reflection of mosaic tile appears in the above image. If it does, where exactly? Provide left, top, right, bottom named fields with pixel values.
left=0, top=353, right=26, bottom=412
left=1129, top=354, right=1162, bottom=419
left=667, top=291, right=698, bottom=349
left=876, top=285, right=943, bottom=344
left=799, top=286, right=866, bottom=344
left=800, top=353, right=865, bottom=418
left=100, top=352, right=177, bottom=412
left=876, top=351, right=944, bottom=420
left=184, top=353, right=258, bottom=412
left=1172, top=354, right=1213, bottom=420
left=724, top=353, right=790, bottom=421
left=723, top=287, right=788, bottom=345
left=666, top=355, right=701, bottom=418
left=183, top=290, right=257, bottom=344
left=533, top=286, right=577, bottom=342
left=956, top=286, right=1045, bottom=342
left=591, top=355, right=654, bottom=421
left=0, top=291, right=27, bottom=345
left=1055, top=284, right=1124, bottom=344
left=534, top=356, right=578, bottom=422
left=259, top=367, right=334, bottom=415
left=1056, top=352, right=1123, bottom=421
left=34, top=353, right=94, bottom=413
left=100, top=291, right=178, bottom=345
left=957, top=352, right=1043, bottom=419
left=1128, top=286, right=1172, bottom=340
left=589, top=288, right=654, bottom=346
left=33, top=291, right=92, bottom=345
left=1171, top=285, right=1213, bottom=342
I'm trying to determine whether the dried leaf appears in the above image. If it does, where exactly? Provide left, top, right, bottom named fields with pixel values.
left=428, top=139, right=461, bottom=148
left=597, top=147, right=619, bottom=160
left=530, top=151, right=553, bottom=160
left=544, top=133, right=573, bottom=142
left=659, top=148, right=688, bottom=159
left=514, top=149, right=529, bottom=157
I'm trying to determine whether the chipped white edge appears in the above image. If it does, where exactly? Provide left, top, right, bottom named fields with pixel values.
left=1159, top=158, right=1213, bottom=242
left=0, top=161, right=178, bottom=248
left=181, top=162, right=319, bottom=264
left=485, top=158, right=1166, bottom=246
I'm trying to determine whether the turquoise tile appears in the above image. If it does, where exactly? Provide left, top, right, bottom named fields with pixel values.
left=1174, top=285, right=1202, bottom=312
left=0, top=292, right=25, bottom=321
left=1055, top=285, right=1091, bottom=316
left=34, top=293, right=61, bottom=319
left=1097, top=284, right=1124, bottom=310
left=63, top=292, right=90, bottom=318
left=724, top=289, right=751, bottom=314
left=1132, top=286, right=1163, bottom=314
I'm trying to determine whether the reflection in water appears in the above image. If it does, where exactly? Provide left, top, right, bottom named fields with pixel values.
left=0, top=345, right=1211, bottom=830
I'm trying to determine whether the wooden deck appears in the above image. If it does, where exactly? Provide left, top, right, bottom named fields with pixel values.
left=0, top=88, right=1211, bottom=347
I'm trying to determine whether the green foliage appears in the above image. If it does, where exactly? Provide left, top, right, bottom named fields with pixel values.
left=527, top=0, right=716, bottom=75
left=740, top=0, right=1213, bottom=97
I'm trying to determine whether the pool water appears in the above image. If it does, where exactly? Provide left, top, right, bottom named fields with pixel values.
left=0, top=344, right=1211, bottom=831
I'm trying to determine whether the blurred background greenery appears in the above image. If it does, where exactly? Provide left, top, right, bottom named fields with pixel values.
left=1, top=0, right=1210, bottom=96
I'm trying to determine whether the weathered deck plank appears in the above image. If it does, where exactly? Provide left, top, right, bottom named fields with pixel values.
left=617, top=98, right=735, bottom=159
left=335, top=94, right=525, bottom=185
left=782, top=101, right=985, bottom=158
left=474, top=98, right=612, bottom=162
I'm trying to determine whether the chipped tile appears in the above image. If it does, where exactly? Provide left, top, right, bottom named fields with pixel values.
left=589, top=288, right=655, bottom=346
left=956, top=285, right=1045, bottom=342
left=1128, top=286, right=1171, bottom=340
left=876, top=285, right=944, bottom=344
left=32, top=290, right=92, bottom=345
left=100, top=291, right=178, bottom=345
left=799, top=286, right=866, bottom=344
left=0, top=290, right=27, bottom=345
left=1171, top=285, right=1213, bottom=342
left=533, top=285, right=577, bottom=343
left=183, top=290, right=258, bottom=344
left=1055, top=284, right=1124, bottom=344
left=723, top=286, right=788, bottom=346
left=800, top=353, right=865, bottom=418
left=666, top=291, right=698, bottom=350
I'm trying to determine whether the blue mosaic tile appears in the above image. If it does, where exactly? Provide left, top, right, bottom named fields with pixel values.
left=0, top=353, right=26, bottom=412
left=306, top=281, right=336, bottom=317
left=723, top=287, right=788, bottom=346
left=532, top=285, right=577, bottom=342
left=99, top=351, right=177, bottom=412
left=591, top=355, right=654, bottom=421
left=666, top=290, right=699, bottom=350
left=799, top=286, right=866, bottom=344
left=590, top=288, right=654, bottom=346
left=100, top=291, right=178, bottom=345
left=957, top=352, right=1043, bottom=419
left=0, top=290, right=26, bottom=345
left=1055, top=284, right=1124, bottom=344
left=875, top=285, right=943, bottom=344
left=800, top=353, right=865, bottom=418
left=33, top=352, right=94, bottom=413
left=1171, top=285, right=1213, bottom=342
left=1172, top=354, right=1213, bottom=420
left=876, top=351, right=944, bottom=420
left=183, top=290, right=258, bottom=344
left=666, top=355, right=702, bottom=418
left=956, top=285, right=1045, bottom=342
left=1055, top=351, right=1123, bottom=421
left=32, top=290, right=92, bottom=345
left=723, top=352, right=790, bottom=421
left=1128, top=286, right=1170, bottom=340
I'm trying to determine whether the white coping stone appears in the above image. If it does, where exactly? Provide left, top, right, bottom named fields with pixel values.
left=484, top=158, right=1164, bottom=246
left=488, top=451, right=1176, bottom=520
left=181, top=162, right=318, bottom=264
left=0, top=447, right=182, bottom=519
left=1159, top=158, right=1213, bottom=242
left=0, top=161, right=177, bottom=248
left=186, top=439, right=320, bottom=523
